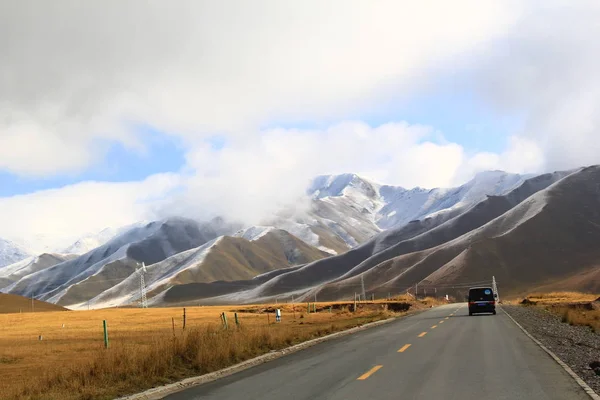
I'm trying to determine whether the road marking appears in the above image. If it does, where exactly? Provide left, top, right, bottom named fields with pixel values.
left=357, top=365, right=383, bottom=380
left=418, top=332, right=427, bottom=338
left=431, top=325, right=438, bottom=329
left=398, top=344, right=411, bottom=353
left=445, top=317, right=449, bottom=320
left=439, top=321, right=444, bottom=324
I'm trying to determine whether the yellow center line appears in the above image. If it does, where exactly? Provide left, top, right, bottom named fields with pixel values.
left=418, top=332, right=427, bottom=338
left=357, top=365, right=383, bottom=380
left=445, top=317, right=449, bottom=320
left=439, top=320, right=444, bottom=324
left=398, top=344, right=411, bottom=353
left=431, top=325, right=438, bottom=329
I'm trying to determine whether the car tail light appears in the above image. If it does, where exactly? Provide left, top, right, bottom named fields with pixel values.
left=490, top=301, right=495, bottom=306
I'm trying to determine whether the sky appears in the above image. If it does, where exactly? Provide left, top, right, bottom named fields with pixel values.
left=1, top=1, right=600, bottom=251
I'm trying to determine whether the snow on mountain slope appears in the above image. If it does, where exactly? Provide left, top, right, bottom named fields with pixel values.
left=0, top=253, right=77, bottom=291
left=0, top=238, right=31, bottom=268
left=8, top=217, right=235, bottom=303
left=73, top=228, right=329, bottom=309
left=62, top=223, right=147, bottom=254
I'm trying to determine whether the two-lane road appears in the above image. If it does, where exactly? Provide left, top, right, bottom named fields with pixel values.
left=165, top=304, right=591, bottom=400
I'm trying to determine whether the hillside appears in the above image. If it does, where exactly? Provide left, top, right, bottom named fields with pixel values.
left=0, top=293, right=68, bottom=313
left=152, top=167, right=590, bottom=305
left=69, top=228, right=329, bottom=308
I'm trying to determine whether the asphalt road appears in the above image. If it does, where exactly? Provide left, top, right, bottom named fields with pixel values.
left=164, top=304, right=591, bottom=400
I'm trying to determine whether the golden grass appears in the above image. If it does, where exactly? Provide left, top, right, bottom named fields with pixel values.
left=0, top=301, right=419, bottom=400
left=519, top=291, right=600, bottom=333
left=522, top=291, right=599, bottom=304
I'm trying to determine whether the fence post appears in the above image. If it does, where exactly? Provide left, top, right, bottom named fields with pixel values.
left=103, top=320, right=109, bottom=349
left=172, top=317, right=175, bottom=337
left=371, top=293, right=374, bottom=302
left=183, top=308, right=186, bottom=330
left=307, top=302, right=310, bottom=314
left=234, top=312, right=239, bottom=326
left=329, top=306, right=332, bottom=313
left=354, top=293, right=357, bottom=312
left=313, top=303, right=316, bottom=313
left=222, top=313, right=229, bottom=329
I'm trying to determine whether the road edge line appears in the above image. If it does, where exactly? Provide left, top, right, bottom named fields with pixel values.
left=117, top=309, right=426, bottom=400
left=502, top=306, right=600, bottom=400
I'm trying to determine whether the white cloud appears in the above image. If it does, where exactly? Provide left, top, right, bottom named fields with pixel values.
left=0, top=173, right=181, bottom=251
left=160, top=121, right=466, bottom=225
left=0, top=1, right=515, bottom=176
left=470, top=0, right=600, bottom=172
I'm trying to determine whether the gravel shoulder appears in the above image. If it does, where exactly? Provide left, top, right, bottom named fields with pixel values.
left=504, top=305, right=600, bottom=395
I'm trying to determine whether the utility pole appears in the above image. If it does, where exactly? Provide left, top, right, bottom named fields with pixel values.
left=361, top=275, right=366, bottom=302
left=492, top=276, right=500, bottom=303
left=31, top=293, right=34, bottom=313
left=137, top=262, right=148, bottom=308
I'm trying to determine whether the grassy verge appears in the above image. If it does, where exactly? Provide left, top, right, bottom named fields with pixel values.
left=2, top=303, right=417, bottom=400
left=519, top=291, right=600, bottom=333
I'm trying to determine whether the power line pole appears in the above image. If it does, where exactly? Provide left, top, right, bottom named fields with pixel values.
left=31, top=293, right=34, bottom=313
left=137, top=262, right=148, bottom=308
left=361, top=275, right=366, bottom=302
left=492, top=276, right=500, bottom=303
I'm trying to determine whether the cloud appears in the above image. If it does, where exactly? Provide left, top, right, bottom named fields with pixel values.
left=0, top=173, right=182, bottom=251
left=469, top=0, right=600, bottom=172
left=159, top=121, right=466, bottom=225
left=0, top=1, right=515, bottom=176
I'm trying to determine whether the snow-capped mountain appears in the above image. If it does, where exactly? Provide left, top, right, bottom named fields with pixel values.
left=305, top=171, right=526, bottom=232
left=62, top=225, right=142, bottom=254
left=0, top=238, right=31, bottom=268
left=5, top=169, right=546, bottom=309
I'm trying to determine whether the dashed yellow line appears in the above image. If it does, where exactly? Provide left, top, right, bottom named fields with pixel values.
left=445, top=317, right=449, bottom=320
left=357, top=365, right=383, bottom=380
left=431, top=325, right=438, bottom=329
left=398, top=344, right=411, bottom=353
left=439, top=320, right=444, bottom=324
left=418, top=332, right=427, bottom=338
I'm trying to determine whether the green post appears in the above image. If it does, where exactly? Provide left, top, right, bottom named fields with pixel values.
left=371, top=293, right=374, bottom=302
left=329, top=306, right=332, bottom=313
left=234, top=312, right=239, bottom=326
left=313, top=303, right=316, bottom=313
left=222, top=312, right=228, bottom=330
left=307, top=302, right=310, bottom=313
left=103, top=320, right=109, bottom=349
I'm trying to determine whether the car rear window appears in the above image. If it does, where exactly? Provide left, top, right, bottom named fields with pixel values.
left=469, top=288, right=494, bottom=301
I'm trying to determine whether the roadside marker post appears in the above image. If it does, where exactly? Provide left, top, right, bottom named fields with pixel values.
left=103, top=320, right=109, bottom=349
left=307, top=302, right=310, bottom=314
left=172, top=317, right=175, bottom=337
left=313, top=303, right=316, bottom=313
left=276, top=309, right=281, bottom=322
left=354, top=293, right=357, bottom=312
left=234, top=312, right=239, bottom=326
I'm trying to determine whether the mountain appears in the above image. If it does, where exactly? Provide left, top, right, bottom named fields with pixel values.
left=77, top=228, right=329, bottom=309
left=11, top=169, right=580, bottom=309
left=269, top=171, right=526, bottom=255
left=0, top=253, right=77, bottom=291
left=0, top=293, right=68, bottom=314
left=0, top=238, right=31, bottom=268
left=7, top=217, right=238, bottom=304
left=151, top=168, right=577, bottom=305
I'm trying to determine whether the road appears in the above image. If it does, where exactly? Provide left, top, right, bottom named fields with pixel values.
left=164, top=304, right=591, bottom=400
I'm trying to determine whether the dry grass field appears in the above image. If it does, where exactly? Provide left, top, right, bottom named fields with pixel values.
left=0, top=297, right=434, bottom=400
left=519, top=292, right=600, bottom=333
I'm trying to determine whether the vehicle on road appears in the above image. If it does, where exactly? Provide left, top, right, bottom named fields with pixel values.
left=468, top=287, right=496, bottom=316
